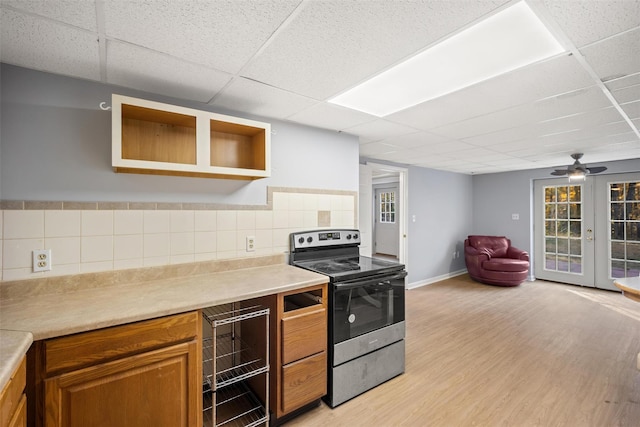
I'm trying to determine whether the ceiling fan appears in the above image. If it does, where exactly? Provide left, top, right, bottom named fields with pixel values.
left=551, top=153, right=607, bottom=180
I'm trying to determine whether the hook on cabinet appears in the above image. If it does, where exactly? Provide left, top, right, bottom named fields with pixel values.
left=99, top=102, right=111, bottom=111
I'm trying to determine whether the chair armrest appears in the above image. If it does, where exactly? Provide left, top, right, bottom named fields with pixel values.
left=465, top=246, right=489, bottom=275
left=507, top=246, right=529, bottom=262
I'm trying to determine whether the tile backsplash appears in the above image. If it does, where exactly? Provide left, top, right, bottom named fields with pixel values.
left=1, top=188, right=357, bottom=281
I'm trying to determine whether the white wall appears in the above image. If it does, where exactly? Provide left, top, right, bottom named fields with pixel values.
left=0, top=64, right=359, bottom=203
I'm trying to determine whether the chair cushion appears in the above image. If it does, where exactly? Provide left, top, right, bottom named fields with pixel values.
left=468, top=235, right=509, bottom=258
left=483, top=258, right=529, bottom=272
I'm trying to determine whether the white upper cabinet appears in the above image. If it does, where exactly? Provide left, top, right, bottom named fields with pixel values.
left=112, top=94, right=271, bottom=180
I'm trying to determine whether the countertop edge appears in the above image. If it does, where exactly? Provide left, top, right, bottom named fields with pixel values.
left=0, top=330, right=33, bottom=394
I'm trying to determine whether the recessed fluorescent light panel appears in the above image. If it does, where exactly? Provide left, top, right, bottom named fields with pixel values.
left=329, top=1, right=565, bottom=117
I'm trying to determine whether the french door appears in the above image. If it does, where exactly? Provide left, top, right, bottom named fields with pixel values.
left=534, top=173, right=640, bottom=291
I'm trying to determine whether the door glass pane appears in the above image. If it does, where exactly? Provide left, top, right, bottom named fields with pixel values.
left=608, top=181, right=640, bottom=278
left=379, top=191, right=396, bottom=224
left=543, top=184, right=582, bottom=274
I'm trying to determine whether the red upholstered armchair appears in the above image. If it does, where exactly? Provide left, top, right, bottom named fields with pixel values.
left=464, top=235, right=530, bottom=287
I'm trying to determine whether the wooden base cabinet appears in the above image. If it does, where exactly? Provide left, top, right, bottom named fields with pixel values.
left=252, top=283, right=328, bottom=423
left=29, top=312, right=202, bottom=427
left=1, top=356, right=27, bottom=427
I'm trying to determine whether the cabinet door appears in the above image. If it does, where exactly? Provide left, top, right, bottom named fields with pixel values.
left=44, top=341, right=200, bottom=427
left=7, top=395, right=25, bottom=427
left=281, top=352, right=327, bottom=414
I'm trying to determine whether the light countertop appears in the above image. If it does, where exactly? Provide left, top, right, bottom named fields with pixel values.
left=0, top=257, right=328, bottom=392
left=614, top=276, right=640, bottom=303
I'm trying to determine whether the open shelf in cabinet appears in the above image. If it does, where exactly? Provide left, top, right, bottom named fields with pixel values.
left=210, top=120, right=266, bottom=171
left=112, top=94, right=271, bottom=180
left=202, top=303, right=269, bottom=427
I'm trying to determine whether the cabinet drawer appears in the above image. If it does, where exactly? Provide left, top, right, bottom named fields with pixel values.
left=44, top=311, right=200, bottom=375
left=281, top=308, right=326, bottom=365
left=0, top=357, right=26, bottom=427
left=281, top=352, right=326, bottom=414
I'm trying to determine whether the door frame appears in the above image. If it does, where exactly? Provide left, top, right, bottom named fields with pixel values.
left=361, top=162, right=408, bottom=268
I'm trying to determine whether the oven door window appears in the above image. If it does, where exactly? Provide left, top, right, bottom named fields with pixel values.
left=333, top=275, right=405, bottom=344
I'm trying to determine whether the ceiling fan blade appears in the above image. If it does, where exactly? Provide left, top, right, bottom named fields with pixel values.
left=587, top=166, right=607, bottom=174
left=551, top=170, right=568, bottom=176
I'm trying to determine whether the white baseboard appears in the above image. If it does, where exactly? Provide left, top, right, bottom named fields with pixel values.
left=406, top=269, right=468, bottom=290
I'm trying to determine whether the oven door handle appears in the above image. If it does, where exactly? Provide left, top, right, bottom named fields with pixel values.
left=333, top=270, right=407, bottom=290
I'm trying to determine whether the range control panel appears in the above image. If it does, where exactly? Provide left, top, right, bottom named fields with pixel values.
left=291, top=229, right=361, bottom=250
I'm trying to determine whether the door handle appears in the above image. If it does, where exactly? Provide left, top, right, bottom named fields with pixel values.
left=586, top=228, right=593, bottom=241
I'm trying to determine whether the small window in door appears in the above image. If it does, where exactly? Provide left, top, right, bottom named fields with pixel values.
left=380, top=191, right=396, bottom=223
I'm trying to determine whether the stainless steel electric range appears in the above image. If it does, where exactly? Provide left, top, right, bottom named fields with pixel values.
left=289, top=229, right=406, bottom=407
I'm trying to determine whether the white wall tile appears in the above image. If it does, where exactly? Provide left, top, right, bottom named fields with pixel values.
left=144, top=211, right=170, bottom=234
left=342, top=195, right=355, bottom=210
left=330, top=195, right=344, bottom=211
left=170, top=232, right=194, bottom=255
left=194, top=252, right=216, bottom=262
left=289, top=193, right=304, bottom=210
left=170, top=254, right=194, bottom=264
left=273, top=229, right=290, bottom=248
left=255, top=211, right=273, bottom=229
left=318, top=194, right=331, bottom=210
left=255, top=229, right=273, bottom=249
left=217, top=230, right=237, bottom=252
left=288, top=211, right=304, bottom=228
left=272, top=192, right=289, bottom=210
left=237, top=211, right=256, bottom=230
left=81, top=236, right=113, bottom=262
left=195, top=211, right=217, bottom=231
left=170, top=210, right=194, bottom=233
left=195, top=231, right=217, bottom=253
left=303, top=211, right=317, bottom=228
left=43, top=263, right=80, bottom=277
left=81, top=211, right=113, bottom=236
left=216, top=251, right=237, bottom=260
left=144, top=233, right=169, bottom=257
left=114, top=258, right=143, bottom=270
left=217, top=211, right=237, bottom=231
left=114, top=210, right=143, bottom=235
left=114, top=234, right=143, bottom=260
left=4, top=210, right=44, bottom=239
left=45, top=237, right=80, bottom=265
left=45, top=211, right=81, bottom=238
left=303, top=194, right=318, bottom=211
left=272, top=211, right=288, bottom=229
left=144, top=256, right=169, bottom=267
left=3, top=238, right=43, bottom=268
left=3, top=268, right=35, bottom=281
left=80, top=261, right=113, bottom=273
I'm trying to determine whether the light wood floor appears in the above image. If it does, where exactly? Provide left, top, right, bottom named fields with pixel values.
left=286, top=275, right=640, bottom=426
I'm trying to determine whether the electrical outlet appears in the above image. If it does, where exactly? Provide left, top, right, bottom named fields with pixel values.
left=246, top=236, right=256, bottom=252
left=33, top=249, right=52, bottom=272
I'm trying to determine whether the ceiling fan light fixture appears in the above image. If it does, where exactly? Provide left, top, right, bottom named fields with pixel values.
left=568, top=169, right=586, bottom=181
left=328, top=1, right=565, bottom=116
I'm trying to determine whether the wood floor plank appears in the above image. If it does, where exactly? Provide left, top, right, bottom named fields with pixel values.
left=285, top=275, right=640, bottom=426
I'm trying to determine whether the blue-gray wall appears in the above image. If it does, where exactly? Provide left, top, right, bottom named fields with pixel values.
left=0, top=64, right=359, bottom=204
left=472, top=158, right=640, bottom=278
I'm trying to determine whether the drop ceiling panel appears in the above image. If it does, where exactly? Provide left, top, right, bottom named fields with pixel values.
left=242, top=0, right=507, bottom=100
left=210, top=77, right=317, bottom=120
left=106, top=41, right=231, bottom=103
left=102, top=0, right=300, bottom=74
left=540, top=0, right=640, bottom=48
left=345, top=119, right=418, bottom=143
left=611, top=84, right=640, bottom=104
left=606, top=72, right=640, bottom=91
left=2, top=0, right=98, bottom=31
left=286, top=102, right=374, bottom=131
left=581, top=27, right=640, bottom=81
left=0, top=8, right=100, bottom=80
left=359, top=142, right=400, bottom=157
left=387, top=54, right=595, bottom=131
left=380, top=131, right=452, bottom=149
left=621, top=100, right=640, bottom=119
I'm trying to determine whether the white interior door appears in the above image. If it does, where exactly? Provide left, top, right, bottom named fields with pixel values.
left=534, top=179, right=595, bottom=287
left=534, top=173, right=640, bottom=290
left=374, top=186, right=399, bottom=257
